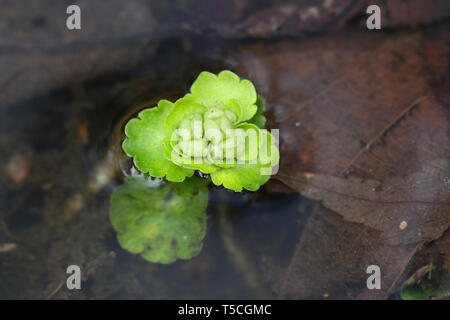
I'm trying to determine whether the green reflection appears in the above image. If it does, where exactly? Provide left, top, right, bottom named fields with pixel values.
left=110, top=175, right=209, bottom=264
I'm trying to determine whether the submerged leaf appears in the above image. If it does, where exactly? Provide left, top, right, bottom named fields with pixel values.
left=400, top=265, right=450, bottom=300
left=278, top=158, right=450, bottom=245
left=233, top=29, right=450, bottom=298
left=110, top=176, right=209, bottom=264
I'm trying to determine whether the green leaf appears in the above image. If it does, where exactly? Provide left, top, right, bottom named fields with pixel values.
left=110, top=176, right=209, bottom=264
left=163, top=136, right=219, bottom=174
left=235, top=123, right=261, bottom=162
left=163, top=97, right=206, bottom=134
left=122, top=100, right=194, bottom=182
left=210, top=163, right=271, bottom=192
left=190, top=70, right=258, bottom=121
left=210, top=129, right=279, bottom=192
left=121, top=70, right=278, bottom=193
left=400, top=265, right=450, bottom=300
left=248, top=94, right=266, bottom=128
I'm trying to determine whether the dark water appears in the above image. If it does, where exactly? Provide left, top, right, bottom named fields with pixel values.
left=0, top=34, right=311, bottom=299
left=2, top=12, right=448, bottom=297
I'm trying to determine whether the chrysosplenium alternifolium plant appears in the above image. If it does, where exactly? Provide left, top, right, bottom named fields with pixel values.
left=122, top=70, right=279, bottom=192
left=111, top=71, right=279, bottom=263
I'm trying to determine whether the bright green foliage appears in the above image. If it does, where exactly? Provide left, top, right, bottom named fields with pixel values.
left=400, top=265, right=450, bottom=300
left=122, top=100, right=195, bottom=182
left=110, top=176, right=208, bottom=264
left=122, top=70, right=279, bottom=192
left=209, top=128, right=279, bottom=191
left=114, top=70, right=279, bottom=264
left=248, top=94, right=266, bottom=129
left=188, top=70, right=257, bottom=121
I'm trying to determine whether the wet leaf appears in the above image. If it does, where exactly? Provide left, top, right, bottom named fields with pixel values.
left=228, top=23, right=449, bottom=299
left=400, top=265, right=450, bottom=300
left=278, top=158, right=450, bottom=246
left=233, top=0, right=450, bottom=38
left=110, top=176, right=209, bottom=264
left=274, top=205, right=420, bottom=299
left=435, top=229, right=450, bottom=277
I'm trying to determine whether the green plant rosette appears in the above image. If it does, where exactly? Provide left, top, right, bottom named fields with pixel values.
left=122, top=70, right=279, bottom=192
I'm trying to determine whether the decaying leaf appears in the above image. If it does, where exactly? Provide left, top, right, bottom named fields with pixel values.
left=234, top=0, right=450, bottom=38
left=228, top=22, right=449, bottom=299
left=275, top=205, right=421, bottom=299
left=435, top=229, right=450, bottom=277
left=277, top=158, right=449, bottom=245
